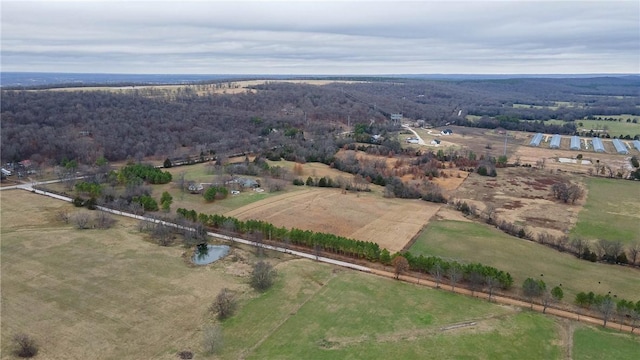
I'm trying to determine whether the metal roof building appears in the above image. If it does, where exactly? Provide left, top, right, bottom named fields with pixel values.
left=570, top=136, right=581, bottom=150
left=612, top=139, right=629, bottom=154
left=633, top=140, right=640, bottom=152
left=550, top=134, right=562, bottom=149
left=529, top=133, right=544, bottom=146
left=592, top=137, right=605, bottom=153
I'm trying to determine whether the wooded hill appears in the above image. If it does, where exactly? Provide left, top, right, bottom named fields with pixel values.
left=2, top=76, right=638, bottom=165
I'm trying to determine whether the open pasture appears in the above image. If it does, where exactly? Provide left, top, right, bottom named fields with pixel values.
left=572, top=326, right=640, bottom=359
left=236, top=266, right=562, bottom=360
left=2, top=190, right=573, bottom=360
left=0, top=191, right=260, bottom=359
left=571, top=177, right=640, bottom=244
left=409, top=219, right=640, bottom=302
left=226, top=187, right=441, bottom=253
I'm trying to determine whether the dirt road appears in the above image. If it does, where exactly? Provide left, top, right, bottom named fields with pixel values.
left=369, top=268, right=636, bottom=333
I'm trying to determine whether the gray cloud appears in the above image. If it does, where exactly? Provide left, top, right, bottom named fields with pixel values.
left=1, top=0, right=638, bottom=74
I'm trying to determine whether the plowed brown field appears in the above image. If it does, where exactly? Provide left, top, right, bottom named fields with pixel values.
left=226, top=188, right=442, bottom=253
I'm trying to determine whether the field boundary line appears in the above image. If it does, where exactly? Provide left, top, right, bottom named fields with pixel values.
left=239, top=273, right=338, bottom=359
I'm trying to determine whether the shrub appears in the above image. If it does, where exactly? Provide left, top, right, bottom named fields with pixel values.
left=13, top=333, right=38, bottom=358
left=73, top=196, right=85, bottom=207
left=250, top=261, right=277, bottom=292
left=85, top=197, right=97, bottom=210
left=210, top=288, right=237, bottom=320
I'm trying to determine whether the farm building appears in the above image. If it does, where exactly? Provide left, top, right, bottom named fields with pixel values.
left=430, top=139, right=441, bottom=145
left=612, top=139, right=629, bottom=154
left=529, top=133, right=544, bottom=146
left=633, top=140, right=640, bottom=152
left=549, top=134, right=562, bottom=149
left=592, top=137, right=605, bottom=153
left=570, top=136, right=581, bottom=150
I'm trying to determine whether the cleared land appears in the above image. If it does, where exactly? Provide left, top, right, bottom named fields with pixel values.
left=411, top=126, right=526, bottom=159
left=571, top=177, right=640, bottom=244
left=226, top=187, right=440, bottom=253
left=3, top=190, right=574, bottom=360
left=409, top=219, right=640, bottom=301
left=238, top=269, right=560, bottom=360
left=453, top=167, right=584, bottom=239
left=0, top=191, right=258, bottom=359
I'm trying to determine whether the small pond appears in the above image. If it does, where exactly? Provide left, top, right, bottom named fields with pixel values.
left=192, top=244, right=230, bottom=265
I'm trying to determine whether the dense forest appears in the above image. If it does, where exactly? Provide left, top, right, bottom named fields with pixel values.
left=2, top=76, right=639, bottom=165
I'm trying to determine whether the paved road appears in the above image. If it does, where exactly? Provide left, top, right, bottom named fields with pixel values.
left=7, top=185, right=635, bottom=333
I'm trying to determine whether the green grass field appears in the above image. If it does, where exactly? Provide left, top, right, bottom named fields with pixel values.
left=543, top=118, right=640, bottom=137
left=573, top=326, right=640, bottom=359
left=224, top=262, right=561, bottom=360
left=571, top=177, right=640, bottom=244
left=409, top=220, right=640, bottom=302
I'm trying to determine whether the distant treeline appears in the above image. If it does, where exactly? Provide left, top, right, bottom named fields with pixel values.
left=3, top=76, right=639, bottom=164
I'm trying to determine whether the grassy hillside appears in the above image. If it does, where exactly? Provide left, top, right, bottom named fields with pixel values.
left=409, top=219, right=640, bottom=301
left=571, top=177, right=640, bottom=244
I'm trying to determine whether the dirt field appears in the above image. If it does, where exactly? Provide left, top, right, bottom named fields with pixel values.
left=226, top=187, right=442, bottom=253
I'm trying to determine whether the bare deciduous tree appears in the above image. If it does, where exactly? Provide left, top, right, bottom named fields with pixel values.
left=627, top=242, right=640, bottom=265
left=72, top=212, right=91, bottom=229
left=57, top=209, right=70, bottom=224
left=94, top=211, right=116, bottom=229
left=468, top=271, right=484, bottom=297
left=210, top=288, right=237, bottom=320
left=202, top=325, right=223, bottom=355
left=571, top=237, right=588, bottom=257
left=430, top=262, right=444, bottom=288
left=551, top=181, right=584, bottom=204
left=152, top=223, right=173, bottom=246
left=485, top=275, right=499, bottom=301
left=447, top=263, right=463, bottom=291
left=250, top=261, right=277, bottom=291
left=598, top=296, right=616, bottom=327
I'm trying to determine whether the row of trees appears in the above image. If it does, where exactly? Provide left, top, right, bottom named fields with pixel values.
left=399, top=252, right=514, bottom=294
left=574, top=291, right=640, bottom=330
left=175, top=208, right=383, bottom=261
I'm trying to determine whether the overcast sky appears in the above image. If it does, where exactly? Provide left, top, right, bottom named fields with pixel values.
left=1, top=0, right=639, bottom=75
